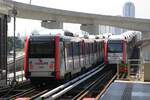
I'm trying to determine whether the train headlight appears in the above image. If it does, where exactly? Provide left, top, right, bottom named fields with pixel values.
left=119, top=57, right=122, bottom=60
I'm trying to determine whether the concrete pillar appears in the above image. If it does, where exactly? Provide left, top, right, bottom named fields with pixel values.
left=80, top=24, right=99, bottom=35
left=0, top=14, right=7, bottom=86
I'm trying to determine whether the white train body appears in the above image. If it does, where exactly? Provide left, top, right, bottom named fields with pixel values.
left=105, top=31, right=141, bottom=64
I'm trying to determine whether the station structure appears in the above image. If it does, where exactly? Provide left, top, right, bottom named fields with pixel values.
left=1, top=0, right=150, bottom=99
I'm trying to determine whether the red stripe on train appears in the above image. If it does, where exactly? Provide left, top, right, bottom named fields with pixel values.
left=55, top=36, right=60, bottom=80
left=123, top=41, right=126, bottom=64
left=104, top=41, right=108, bottom=64
left=24, top=36, right=29, bottom=78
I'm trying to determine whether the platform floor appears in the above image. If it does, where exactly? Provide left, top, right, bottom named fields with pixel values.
left=101, top=81, right=150, bottom=100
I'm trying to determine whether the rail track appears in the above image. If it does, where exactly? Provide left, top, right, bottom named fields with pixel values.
left=0, top=81, right=33, bottom=99
left=0, top=80, right=30, bottom=95
left=38, top=64, right=105, bottom=100
left=6, top=63, right=104, bottom=100
left=25, top=63, right=115, bottom=100
left=0, top=63, right=116, bottom=100
left=0, top=81, right=57, bottom=100
left=57, top=66, right=117, bottom=100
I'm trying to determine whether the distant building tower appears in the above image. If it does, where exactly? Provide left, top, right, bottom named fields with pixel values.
left=123, top=2, right=135, bottom=17
left=99, top=2, right=135, bottom=35
left=122, top=2, right=135, bottom=33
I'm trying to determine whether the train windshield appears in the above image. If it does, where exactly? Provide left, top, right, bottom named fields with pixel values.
left=29, top=40, right=55, bottom=58
left=108, top=41, right=123, bottom=53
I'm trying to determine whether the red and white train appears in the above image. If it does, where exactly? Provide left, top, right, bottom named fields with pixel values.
left=24, top=30, right=104, bottom=83
left=104, top=31, right=141, bottom=65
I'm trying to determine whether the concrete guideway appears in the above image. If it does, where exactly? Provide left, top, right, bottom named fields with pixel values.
left=101, top=81, right=150, bottom=100
left=1, top=0, right=150, bottom=32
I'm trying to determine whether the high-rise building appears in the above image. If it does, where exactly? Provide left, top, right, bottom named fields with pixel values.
left=99, top=2, right=135, bottom=35
left=123, top=2, right=135, bottom=17
left=122, top=2, right=135, bottom=33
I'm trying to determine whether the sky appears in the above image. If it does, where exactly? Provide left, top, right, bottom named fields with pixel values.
left=8, top=0, right=150, bottom=36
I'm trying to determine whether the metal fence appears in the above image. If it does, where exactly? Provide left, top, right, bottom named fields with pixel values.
left=128, top=59, right=144, bottom=81
left=7, top=70, right=25, bottom=85
left=116, top=58, right=144, bottom=81
left=0, top=55, right=25, bottom=87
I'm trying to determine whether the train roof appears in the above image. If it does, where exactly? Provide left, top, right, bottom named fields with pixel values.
left=102, top=33, right=113, bottom=39
left=30, top=29, right=75, bottom=37
left=107, top=31, right=142, bottom=42
left=29, top=34, right=98, bottom=43
left=108, top=35, right=125, bottom=40
left=29, top=29, right=104, bottom=43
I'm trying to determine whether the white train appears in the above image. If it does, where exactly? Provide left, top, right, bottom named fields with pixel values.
left=104, top=31, right=141, bottom=64
left=24, top=30, right=104, bottom=84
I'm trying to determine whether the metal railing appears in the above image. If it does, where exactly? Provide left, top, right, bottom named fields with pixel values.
left=117, top=58, right=144, bottom=81
left=128, top=59, right=144, bottom=81
left=7, top=70, right=26, bottom=85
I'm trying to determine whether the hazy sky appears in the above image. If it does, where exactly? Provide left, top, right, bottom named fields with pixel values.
left=8, top=0, right=150, bottom=36
left=13, top=0, right=150, bottom=18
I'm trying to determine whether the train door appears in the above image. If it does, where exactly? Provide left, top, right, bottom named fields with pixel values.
left=72, top=42, right=80, bottom=73
left=100, top=41, right=104, bottom=63
left=80, top=40, right=85, bottom=69
left=89, top=43, right=94, bottom=64
left=93, top=41, right=97, bottom=65
left=85, top=42, right=90, bottom=68
left=97, top=42, right=101, bottom=63
left=64, top=41, right=73, bottom=73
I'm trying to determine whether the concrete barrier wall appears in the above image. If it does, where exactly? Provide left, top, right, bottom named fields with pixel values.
left=144, top=63, right=150, bottom=81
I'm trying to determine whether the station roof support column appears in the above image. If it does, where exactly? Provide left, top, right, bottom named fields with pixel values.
left=0, top=14, right=7, bottom=86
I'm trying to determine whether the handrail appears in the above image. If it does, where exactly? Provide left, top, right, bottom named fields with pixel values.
left=127, top=58, right=144, bottom=81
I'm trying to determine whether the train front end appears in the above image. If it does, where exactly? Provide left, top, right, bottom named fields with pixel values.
left=107, top=40, right=125, bottom=64
left=24, top=35, right=60, bottom=82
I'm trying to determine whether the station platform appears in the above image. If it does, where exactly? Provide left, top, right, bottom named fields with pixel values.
left=101, top=80, right=150, bottom=100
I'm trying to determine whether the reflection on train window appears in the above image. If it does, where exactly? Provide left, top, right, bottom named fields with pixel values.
left=73, top=42, right=80, bottom=56
left=108, top=43, right=123, bottom=53
left=29, top=41, right=55, bottom=58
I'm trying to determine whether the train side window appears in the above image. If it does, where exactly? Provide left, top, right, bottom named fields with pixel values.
left=98, top=42, right=101, bottom=56
left=100, top=42, right=103, bottom=56
left=88, top=43, right=90, bottom=55
left=92, top=43, right=94, bottom=54
left=80, top=41, right=85, bottom=55
left=82, top=42, right=84, bottom=55
left=85, top=43, right=87, bottom=55
left=90, top=43, right=93, bottom=54
left=65, top=42, right=72, bottom=57
left=73, top=42, right=80, bottom=56
left=94, top=42, right=97, bottom=53
left=97, top=42, right=99, bottom=54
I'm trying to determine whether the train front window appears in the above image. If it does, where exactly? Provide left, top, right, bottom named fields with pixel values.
left=29, top=40, right=55, bottom=58
left=108, top=43, right=123, bottom=53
